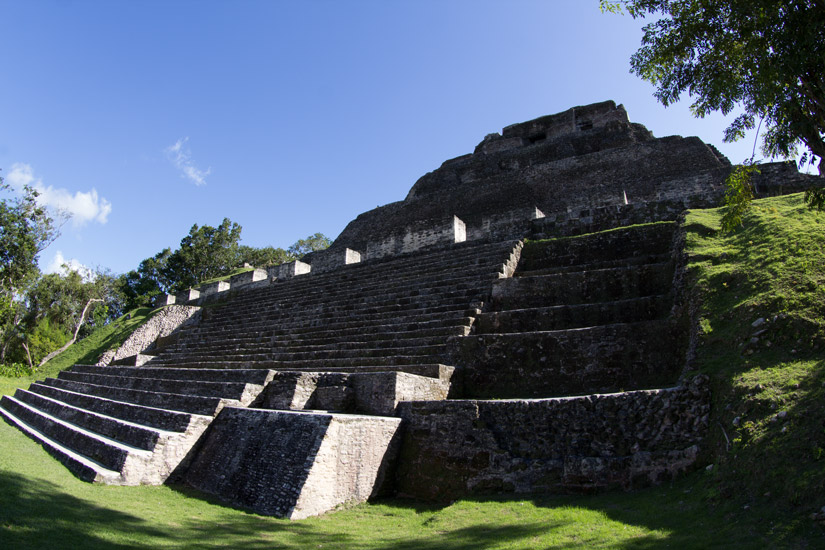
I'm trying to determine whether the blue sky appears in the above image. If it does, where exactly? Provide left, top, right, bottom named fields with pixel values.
left=1, top=0, right=763, bottom=276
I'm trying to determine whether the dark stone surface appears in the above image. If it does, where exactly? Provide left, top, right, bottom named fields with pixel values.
left=450, top=320, right=684, bottom=399
left=395, top=375, right=710, bottom=500
left=327, top=101, right=731, bottom=250
left=186, top=408, right=329, bottom=518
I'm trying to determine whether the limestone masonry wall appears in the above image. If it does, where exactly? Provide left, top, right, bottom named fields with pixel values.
left=98, top=305, right=200, bottom=365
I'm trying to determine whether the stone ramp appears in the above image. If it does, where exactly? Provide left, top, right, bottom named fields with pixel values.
left=185, top=408, right=401, bottom=520
left=0, top=365, right=272, bottom=485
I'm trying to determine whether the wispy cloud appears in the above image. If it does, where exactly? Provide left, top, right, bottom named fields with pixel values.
left=45, top=251, right=96, bottom=281
left=165, top=137, right=210, bottom=186
left=7, top=163, right=112, bottom=227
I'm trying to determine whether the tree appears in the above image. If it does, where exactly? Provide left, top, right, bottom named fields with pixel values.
left=14, top=267, right=122, bottom=367
left=287, top=233, right=332, bottom=258
left=117, top=248, right=173, bottom=310
left=237, top=245, right=293, bottom=268
left=163, top=218, right=242, bottom=292
left=601, top=0, right=825, bottom=206
left=0, top=173, right=60, bottom=364
left=0, top=175, right=59, bottom=297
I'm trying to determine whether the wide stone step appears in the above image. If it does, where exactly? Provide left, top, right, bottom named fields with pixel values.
left=492, top=262, right=674, bottom=309
left=26, top=383, right=197, bottom=432
left=190, top=335, right=450, bottom=356
left=67, top=365, right=274, bottom=385
left=235, top=265, right=498, bottom=304
left=0, top=395, right=141, bottom=472
left=185, top=308, right=476, bottom=341
left=475, top=295, right=672, bottom=333
left=56, top=371, right=262, bottom=401
left=0, top=403, right=122, bottom=483
left=207, top=288, right=485, bottom=321
left=265, top=316, right=473, bottom=340
left=519, top=223, right=675, bottom=272
left=41, top=378, right=230, bottom=416
left=269, top=239, right=517, bottom=286
left=149, top=355, right=447, bottom=371
left=168, top=343, right=447, bottom=363
left=177, top=324, right=470, bottom=352
left=211, top=252, right=505, bottom=310
left=519, top=252, right=671, bottom=276
left=13, top=389, right=163, bottom=451
left=152, top=363, right=454, bottom=381
left=450, top=320, right=685, bottom=398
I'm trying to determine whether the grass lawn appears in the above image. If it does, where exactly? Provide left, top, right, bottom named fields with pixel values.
left=1, top=193, right=824, bottom=548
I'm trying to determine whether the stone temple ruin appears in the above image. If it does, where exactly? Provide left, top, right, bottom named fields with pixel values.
left=1, top=101, right=821, bottom=519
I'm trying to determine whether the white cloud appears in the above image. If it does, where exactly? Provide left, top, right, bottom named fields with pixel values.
left=6, top=163, right=112, bottom=227
left=165, top=137, right=210, bottom=186
left=45, top=251, right=96, bottom=281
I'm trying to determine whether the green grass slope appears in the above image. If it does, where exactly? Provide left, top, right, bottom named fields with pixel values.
left=0, top=307, right=155, bottom=397
left=0, top=193, right=823, bottom=548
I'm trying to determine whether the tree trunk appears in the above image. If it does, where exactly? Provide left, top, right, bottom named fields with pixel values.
left=21, top=341, right=33, bottom=370
left=38, top=298, right=103, bottom=367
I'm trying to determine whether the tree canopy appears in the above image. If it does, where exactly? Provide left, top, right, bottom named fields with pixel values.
left=117, top=219, right=332, bottom=310
left=601, top=0, right=825, bottom=182
left=0, top=176, right=58, bottom=300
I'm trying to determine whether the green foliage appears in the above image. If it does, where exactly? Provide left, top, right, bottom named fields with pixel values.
left=685, top=192, right=825, bottom=517
left=163, top=218, right=243, bottom=292
left=604, top=0, right=825, bottom=175
left=25, top=318, right=70, bottom=366
left=237, top=245, right=293, bottom=268
left=804, top=186, right=825, bottom=211
left=117, top=248, right=173, bottom=310
left=0, top=176, right=58, bottom=297
left=119, top=225, right=332, bottom=307
left=287, top=232, right=332, bottom=258
left=720, top=161, right=759, bottom=232
left=0, top=362, right=34, bottom=378
left=0, top=173, right=60, bottom=365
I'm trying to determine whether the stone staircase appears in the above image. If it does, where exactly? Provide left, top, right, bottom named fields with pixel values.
left=452, top=221, right=687, bottom=398
left=0, top=365, right=272, bottom=484
left=396, top=221, right=708, bottom=497
left=0, top=238, right=521, bottom=507
left=146, top=239, right=519, bottom=377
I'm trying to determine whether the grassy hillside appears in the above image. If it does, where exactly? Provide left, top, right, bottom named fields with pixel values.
left=682, top=192, right=825, bottom=542
left=0, top=193, right=823, bottom=548
left=0, top=307, right=155, bottom=397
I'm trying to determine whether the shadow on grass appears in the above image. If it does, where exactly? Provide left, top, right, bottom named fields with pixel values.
left=0, top=472, right=163, bottom=550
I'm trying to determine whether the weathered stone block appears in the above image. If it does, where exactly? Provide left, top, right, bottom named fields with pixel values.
left=185, top=408, right=401, bottom=519
left=364, top=215, right=467, bottom=260
left=174, top=288, right=200, bottom=304
left=276, top=260, right=311, bottom=280
left=154, top=294, right=176, bottom=307
left=198, top=280, right=229, bottom=297
left=229, top=269, right=268, bottom=290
